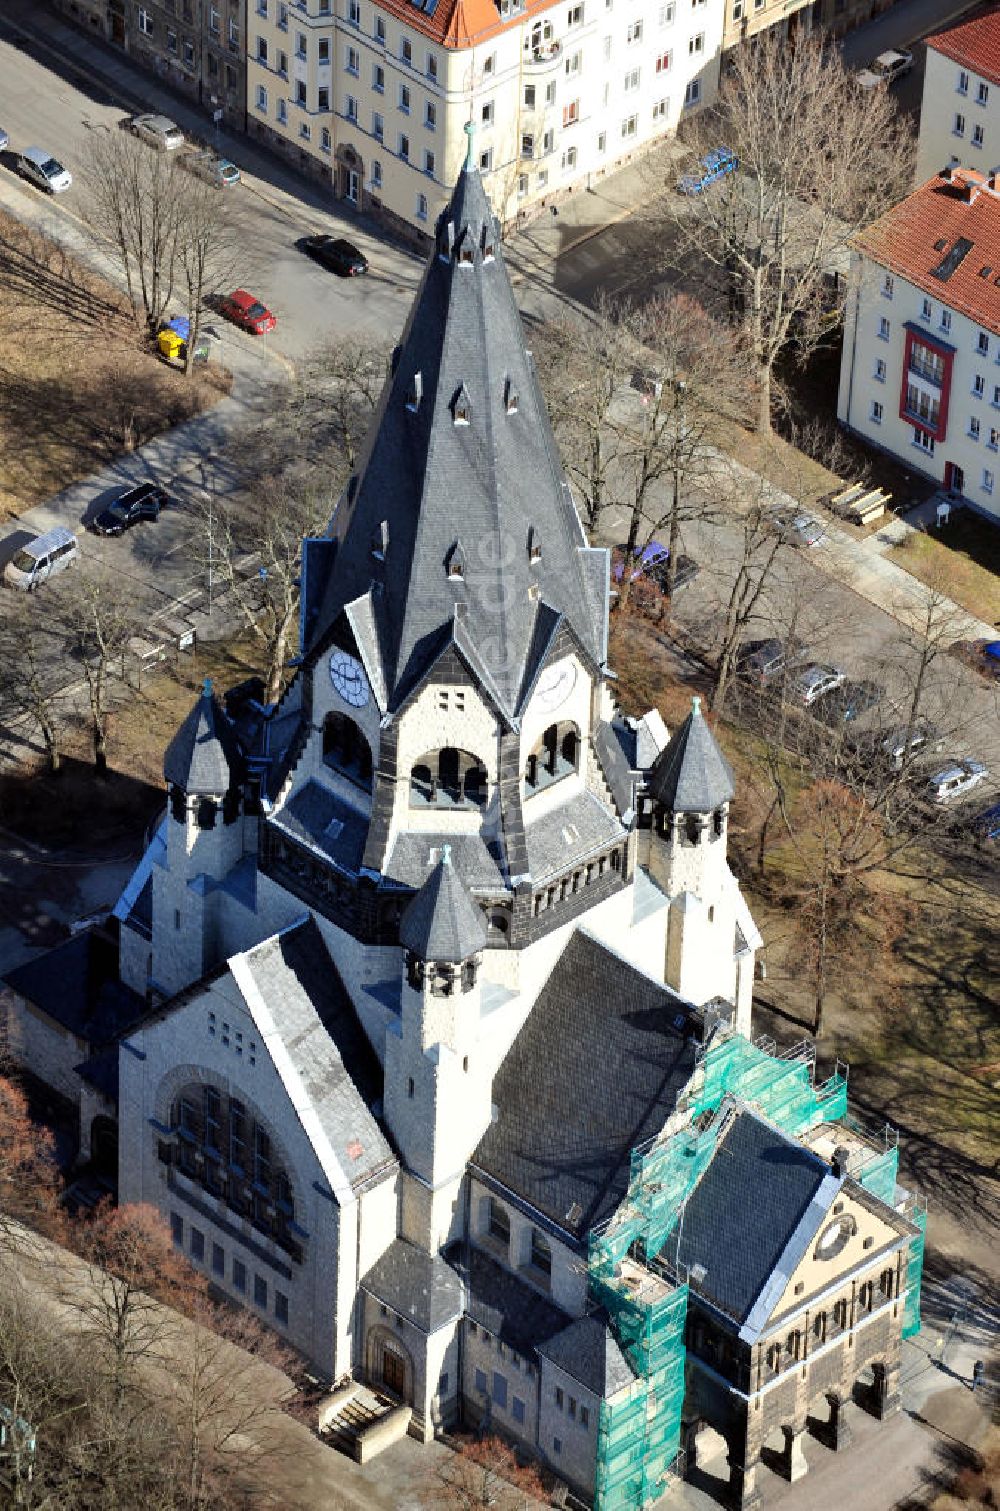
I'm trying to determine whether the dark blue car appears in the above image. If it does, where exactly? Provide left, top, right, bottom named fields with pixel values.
left=677, top=147, right=738, bottom=196
left=969, top=801, right=1000, bottom=845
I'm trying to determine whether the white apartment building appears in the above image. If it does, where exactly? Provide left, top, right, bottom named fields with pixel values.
left=838, top=164, right=1000, bottom=525
left=244, top=0, right=722, bottom=241
left=915, top=8, right=1000, bottom=185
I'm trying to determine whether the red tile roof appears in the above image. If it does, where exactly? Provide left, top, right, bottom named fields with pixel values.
left=926, top=4, right=1000, bottom=88
left=377, top=0, right=556, bottom=49
left=855, top=168, right=1000, bottom=334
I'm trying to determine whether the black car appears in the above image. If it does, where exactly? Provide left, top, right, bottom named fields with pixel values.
left=92, top=481, right=169, bottom=536
left=809, top=678, right=884, bottom=727
left=300, top=235, right=368, bottom=277
left=734, top=637, right=805, bottom=685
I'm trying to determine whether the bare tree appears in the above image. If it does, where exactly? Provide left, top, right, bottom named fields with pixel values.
left=176, top=177, right=240, bottom=378
left=662, top=32, right=911, bottom=433
left=0, top=604, right=68, bottom=773
left=420, top=1434, right=548, bottom=1510
left=82, top=131, right=185, bottom=340
left=52, top=565, right=134, bottom=776
left=290, top=337, right=392, bottom=472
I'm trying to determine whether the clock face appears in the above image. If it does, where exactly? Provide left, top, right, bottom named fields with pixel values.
left=329, top=651, right=369, bottom=709
left=532, top=658, right=577, bottom=714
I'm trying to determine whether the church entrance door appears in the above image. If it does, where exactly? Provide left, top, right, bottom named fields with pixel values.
left=382, top=1346, right=405, bottom=1396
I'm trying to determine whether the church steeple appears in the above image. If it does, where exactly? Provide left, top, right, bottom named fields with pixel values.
left=305, top=154, right=609, bottom=716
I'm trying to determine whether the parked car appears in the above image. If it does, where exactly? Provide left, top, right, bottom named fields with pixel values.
left=768, top=508, right=826, bottom=548
left=949, top=637, right=1000, bottom=682
left=299, top=234, right=368, bottom=276
left=788, top=663, right=845, bottom=706
left=810, top=678, right=884, bottom=726
left=612, top=542, right=699, bottom=593
left=925, top=759, right=989, bottom=805
left=677, top=147, right=738, bottom=196
left=92, top=481, right=170, bottom=536
left=3, top=526, right=79, bottom=589
left=862, top=719, right=941, bottom=772
left=130, top=114, right=185, bottom=150
left=183, top=149, right=240, bottom=187
left=218, top=289, right=276, bottom=334
left=968, top=800, right=1000, bottom=845
left=735, top=637, right=805, bottom=685
left=16, top=147, right=72, bottom=194
left=0, top=127, right=9, bottom=152
left=857, top=49, right=913, bottom=89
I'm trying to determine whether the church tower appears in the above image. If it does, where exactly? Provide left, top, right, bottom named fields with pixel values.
left=151, top=680, right=246, bottom=998
left=384, top=847, right=492, bottom=1248
left=645, top=697, right=747, bottom=1020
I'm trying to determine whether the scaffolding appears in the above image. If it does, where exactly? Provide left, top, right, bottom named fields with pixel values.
left=687, top=1032, right=849, bottom=1134
left=901, top=1195, right=927, bottom=1339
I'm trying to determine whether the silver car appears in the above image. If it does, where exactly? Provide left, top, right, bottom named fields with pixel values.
left=17, top=146, right=72, bottom=193
left=131, top=113, right=185, bottom=150
left=768, top=509, right=826, bottom=548
left=925, top=760, right=989, bottom=805
left=789, top=663, right=845, bottom=706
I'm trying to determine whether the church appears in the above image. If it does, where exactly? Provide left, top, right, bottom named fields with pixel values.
left=84, top=143, right=923, bottom=1508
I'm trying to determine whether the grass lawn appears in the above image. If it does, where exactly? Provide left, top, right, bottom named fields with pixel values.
left=888, top=512, right=1000, bottom=628
left=0, top=210, right=230, bottom=522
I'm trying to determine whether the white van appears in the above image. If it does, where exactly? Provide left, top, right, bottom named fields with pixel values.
left=4, top=527, right=80, bottom=589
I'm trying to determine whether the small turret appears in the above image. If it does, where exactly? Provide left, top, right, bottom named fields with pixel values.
left=399, top=844, right=488, bottom=1002
left=647, top=696, right=734, bottom=890
left=164, top=677, right=245, bottom=828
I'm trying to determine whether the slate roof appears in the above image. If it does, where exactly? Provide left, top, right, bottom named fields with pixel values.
left=164, top=680, right=245, bottom=794
left=537, top=1314, right=637, bottom=1398
left=453, top=1242, right=572, bottom=1358
left=661, top=1106, right=832, bottom=1334
left=522, top=788, right=625, bottom=881
left=4, top=928, right=146, bottom=1051
left=926, top=5, right=1000, bottom=87
left=399, top=846, right=488, bottom=961
left=228, top=918, right=394, bottom=1195
left=382, top=829, right=508, bottom=893
left=270, top=780, right=370, bottom=875
left=361, top=1238, right=464, bottom=1333
left=647, top=695, right=735, bottom=813
left=854, top=168, right=1000, bottom=334
left=473, top=931, right=697, bottom=1239
left=305, top=157, right=607, bottom=717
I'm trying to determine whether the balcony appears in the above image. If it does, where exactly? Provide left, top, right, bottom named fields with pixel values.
left=523, top=40, right=562, bottom=70
left=908, top=353, right=944, bottom=387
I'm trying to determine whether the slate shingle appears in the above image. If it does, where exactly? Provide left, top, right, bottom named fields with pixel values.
left=361, top=1238, right=464, bottom=1333
left=399, top=847, right=488, bottom=961
left=537, top=1314, right=637, bottom=1398
left=647, top=696, right=734, bottom=813
left=163, top=682, right=244, bottom=794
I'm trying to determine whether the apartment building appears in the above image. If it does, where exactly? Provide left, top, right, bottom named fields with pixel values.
left=243, top=0, right=722, bottom=242
left=915, top=7, right=1000, bottom=185
left=838, top=164, right=1000, bottom=524
left=720, top=0, right=891, bottom=58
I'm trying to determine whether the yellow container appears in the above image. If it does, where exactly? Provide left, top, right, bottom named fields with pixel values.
left=158, top=328, right=184, bottom=360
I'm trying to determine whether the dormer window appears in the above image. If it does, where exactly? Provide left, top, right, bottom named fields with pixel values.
left=482, top=221, right=496, bottom=261
left=528, top=526, right=541, bottom=563
left=371, top=520, right=389, bottom=561
left=439, top=220, right=455, bottom=263
left=505, top=378, right=519, bottom=415
left=406, top=371, right=423, bottom=412
left=446, top=541, right=466, bottom=579
left=457, top=227, right=475, bottom=265
left=452, top=384, right=472, bottom=425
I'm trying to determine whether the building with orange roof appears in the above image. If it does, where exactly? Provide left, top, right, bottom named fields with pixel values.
left=838, top=164, right=1000, bottom=522
left=916, top=6, right=1000, bottom=186
left=241, top=0, right=723, bottom=242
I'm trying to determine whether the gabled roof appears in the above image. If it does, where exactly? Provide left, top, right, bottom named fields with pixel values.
left=473, top=931, right=697, bottom=1239
left=4, top=928, right=145, bottom=1050
left=361, top=1238, right=464, bottom=1333
left=660, top=1105, right=834, bottom=1336
left=926, top=6, right=1000, bottom=87
left=854, top=169, right=1000, bottom=334
left=399, top=845, right=488, bottom=961
left=453, top=1242, right=572, bottom=1359
left=537, top=1314, right=637, bottom=1398
left=163, top=679, right=244, bottom=794
left=647, top=695, right=734, bottom=813
left=305, top=155, right=607, bottom=717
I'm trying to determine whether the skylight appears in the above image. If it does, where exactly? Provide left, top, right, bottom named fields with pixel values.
left=931, top=237, right=974, bottom=282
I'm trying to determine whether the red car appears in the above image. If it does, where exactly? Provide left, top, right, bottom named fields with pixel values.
left=218, top=288, right=276, bottom=335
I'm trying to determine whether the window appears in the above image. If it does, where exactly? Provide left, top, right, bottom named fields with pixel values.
left=941, top=310, right=952, bottom=332
left=521, top=132, right=534, bottom=159
left=567, top=2, right=584, bottom=22
left=371, top=159, right=382, bottom=189
left=373, top=63, right=384, bottom=91
left=376, top=15, right=385, bottom=42
left=656, top=49, right=671, bottom=71
left=481, top=99, right=494, bottom=125
left=233, top=1258, right=247, bottom=1293
left=621, top=114, right=637, bottom=137
left=530, top=1228, right=552, bottom=1276
left=400, top=83, right=410, bottom=112
left=581, top=1404, right=590, bottom=1428
left=256, top=35, right=268, bottom=61
left=276, top=1, right=287, bottom=27
left=970, top=416, right=981, bottom=439
left=345, top=95, right=357, bottom=121
left=401, top=37, right=412, bottom=64
left=981, top=330, right=995, bottom=357
left=275, top=1290, right=289, bottom=1324
left=277, top=48, right=288, bottom=76
left=973, top=124, right=985, bottom=148
left=373, top=110, right=384, bottom=141
left=913, top=427, right=935, bottom=454
left=652, top=98, right=668, bottom=119
left=684, top=77, right=700, bottom=105
left=484, top=52, right=496, bottom=74
left=566, top=49, right=581, bottom=75
left=905, top=383, right=940, bottom=429
left=295, top=80, right=306, bottom=106
left=546, top=80, right=556, bottom=104
left=553, top=1438, right=562, bottom=1455
left=604, top=34, right=612, bottom=58
left=689, top=30, right=703, bottom=53
left=296, top=30, right=306, bottom=58
left=166, top=28, right=177, bottom=53
left=513, top=1396, right=526, bottom=1424
left=427, top=52, right=438, bottom=80
left=488, top=1198, right=510, bottom=1245
left=318, top=86, right=330, bottom=110
left=170, top=1212, right=183, bottom=1247
left=660, top=0, right=674, bottom=17
left=958, top=69, right=969, bottom=94
left=518, top=172, right=528, bottom=195
left=493, top=1372, right=508, bottom=1408
left=479, top=147, right=492, bottom=171
left=138, top=6, right=154, bottom=33
left=882, top=273, right=893, bottom=297
left=254, top=1274, right=268, bottom=1308
left=627, top=19, right=642, bottom=41
left=955, top=113, right=966, bottom=136
left=921, top=297, right=932, bottom=320
left=871, top=400, right=883, bottom=424
left=984, top=467, right=995, bottom=491
left=991, top=427, right=1000, bottom=449
left=347, top=0, right=360, bottom=21
left=624, top=67, right=639, bottom=90
left=974, top=373, right=986, bottom=396
left=555, top=1386, right=564, bottom=1409
left=524, top=83, right=536, bottom=107
left=979, top=81, right=989, bottom=105
left=475, top=1368, right=488, bottom=1395
left=424, top=148, right=435, bottom=175
left=598, top=130, right=606, bottom=152
left=563, top=99, right=580, bottom=125
left=878, top=316, right=890, bottom=340
left=183, top=37, right=195, bottom=65
left=346, top=44, right=359, bottom=73
left=874, top=358, right=886, bottom=381
left=399, top=132, right=409, bottom=160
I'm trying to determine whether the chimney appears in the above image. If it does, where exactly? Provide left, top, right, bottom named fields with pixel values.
left=831, top=1145, right=851, bottom=1179
left=966, top=181, right=981, bottom=204
left=941, top=164, right=955, bottom=182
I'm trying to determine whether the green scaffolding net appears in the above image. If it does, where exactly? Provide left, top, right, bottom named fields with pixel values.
left=902, top=1198, right=927, bottom=1339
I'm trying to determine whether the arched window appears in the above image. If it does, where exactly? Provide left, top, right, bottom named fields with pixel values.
left=487, top=909, right=510, bottom=942
left=766, top=1343, right=781, bottom=1373
left=813, top=1311, right=827, bottom=1343
left=409, top=748, right=488, bottom=808
left=323, top=713, right=373, bottom=792
left=879, top=1268, right=894, bottom=1299
left=167, top=1084, right=300, bottom=1261
left=684, top=813, right=702, bottom=845
left=196, top=798, right=217, bottom=831
left=523, top=721, right=580, bottom=795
